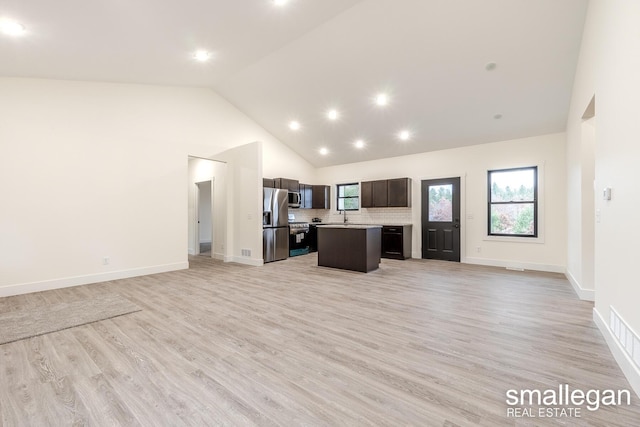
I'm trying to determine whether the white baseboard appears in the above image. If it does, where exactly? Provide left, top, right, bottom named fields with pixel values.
left=0, top=262, right=189, bottom=298
left=191, top=252, right=225, bottom=261
left=188, top=249, right=196, bottom=255
left=228, top=256, right=263, bottom=266
left=463, top=256, right=564, bottom=273
left=565, top=269, right=595, bottom=301
left=593, top=307, right=640, bottom=398
left=410, top=253, right=564, bottom=273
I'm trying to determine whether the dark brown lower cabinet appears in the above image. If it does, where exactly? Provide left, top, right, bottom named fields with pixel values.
left=318, top=226, right=382, bottom=272
left=381, top=225, right=412, bottom=259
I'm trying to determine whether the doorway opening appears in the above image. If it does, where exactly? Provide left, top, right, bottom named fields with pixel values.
left=188, top=156, right=227, bottom=260
left=421, top=177, right=461, bottom=261
left=195, top=180, right=214, bottom=257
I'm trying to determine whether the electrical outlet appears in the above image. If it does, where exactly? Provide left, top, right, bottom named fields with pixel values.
left=476, top=246, right=481, bottom=253
left=102, top=257, right=110, bottom=265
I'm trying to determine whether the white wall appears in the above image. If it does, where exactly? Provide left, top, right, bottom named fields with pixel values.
left=580, top=118, right=595, bottom=295
left=213, top=142, right=264, bottom=266
left=0, top=77, right=309, bottom=295
left=262, top=138, right=316, bottom=184
left=566, top=0, right=640, bottom=396
left=316, top=133, right=567, bottom=272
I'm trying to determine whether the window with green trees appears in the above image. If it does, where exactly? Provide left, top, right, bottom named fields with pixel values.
left=428, top=185, right=453, bottom=222
left=337, top=183, right=359, bottom=211
left=488, top=167, right=537, bottom=237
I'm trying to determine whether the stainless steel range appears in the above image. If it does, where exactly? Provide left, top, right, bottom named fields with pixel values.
left=288, top=214, right=310, bottom=257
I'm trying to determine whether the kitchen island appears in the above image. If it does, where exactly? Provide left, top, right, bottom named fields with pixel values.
left=316, top=225, right=382, bottom=272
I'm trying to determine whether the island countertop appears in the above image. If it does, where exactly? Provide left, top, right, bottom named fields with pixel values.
left=317, top=222, right=413, bottom=227
left=316, top=224, right=382, bottom=229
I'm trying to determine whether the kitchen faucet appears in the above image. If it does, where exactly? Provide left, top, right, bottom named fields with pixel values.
left=342, top=209, right=348, bottom=223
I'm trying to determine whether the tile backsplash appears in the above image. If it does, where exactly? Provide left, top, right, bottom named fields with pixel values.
left=289, top=207, right=413, bottom=225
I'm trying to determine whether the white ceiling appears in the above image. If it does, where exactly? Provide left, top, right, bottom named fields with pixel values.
left=1, top=0, right=588, bottom=167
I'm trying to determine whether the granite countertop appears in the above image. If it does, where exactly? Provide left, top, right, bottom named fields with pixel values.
left=316, top=224, right=383, bottom=229
left=317, top=222, right=412, bottom=227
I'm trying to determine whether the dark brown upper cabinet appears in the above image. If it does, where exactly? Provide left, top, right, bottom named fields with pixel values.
left=264, top=178, right=330, bottom=209
left=387, top=178, right=411, bottom=207
left=263, top=178, right=275, bottom=188
left=361, top=181, right=372, bottom=207
left=361, top=178, right=411, bottom=208
left=361, top=180, right=387, bottom=208
left=299, top=183, right=313, bottom=209
left=372, top=180, right=388, bottom=207
left=312, top=185, right=330, bottom=209
left=274, top=178, right=299, bottom=192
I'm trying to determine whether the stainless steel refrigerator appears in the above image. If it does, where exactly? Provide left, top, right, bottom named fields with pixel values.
left=263, top=188, right=289, bottom=262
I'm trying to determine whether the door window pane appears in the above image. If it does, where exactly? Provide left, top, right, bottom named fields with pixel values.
left=428, top=185, right=453, bottom=222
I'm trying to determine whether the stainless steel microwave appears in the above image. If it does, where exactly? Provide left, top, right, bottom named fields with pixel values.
left=288, top=191, right=301, bottom=208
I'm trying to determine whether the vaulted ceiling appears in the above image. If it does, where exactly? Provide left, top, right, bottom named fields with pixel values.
left=0, top=0, right=588, bottom=167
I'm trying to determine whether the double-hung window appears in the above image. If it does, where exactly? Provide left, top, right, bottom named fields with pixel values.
left=488, top=166, right=537, bottom=237
left=337, top=183, right=359, bottom=210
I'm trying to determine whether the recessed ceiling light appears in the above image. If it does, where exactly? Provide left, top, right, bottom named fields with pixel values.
left=398, top=130, right=411, bottom=141
left=319, top=147, right=329, bottom=155
left=485, top=62, right=497, bottom=71
left=289, top=121, right=301, bottom=131
left=0, top=18, right=26, bottom=37
left=273, top=0, right=288, bottom=6
left=327, top=109, right=339, bottom=120
left=494, top=114, right=503, bottom=119
left=354, top=140, right=365, bottom=149
left=193, top=50, right=212, bottom=62
left=375, top=93, right=389, bottom=106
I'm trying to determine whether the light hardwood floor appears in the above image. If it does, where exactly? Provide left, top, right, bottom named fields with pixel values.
left=1, top=255, right=638, bottom=426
